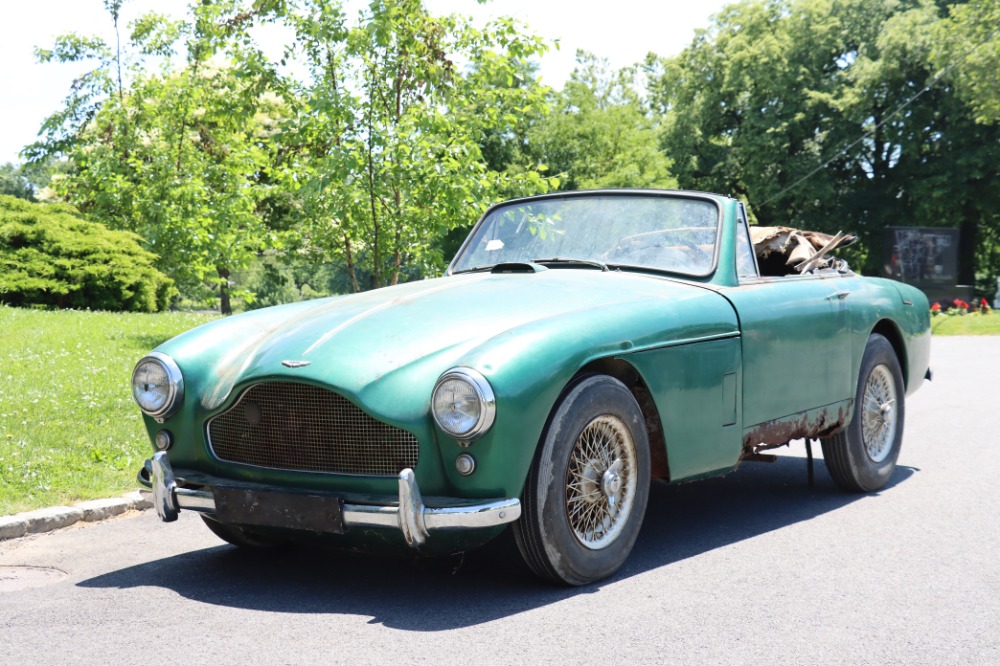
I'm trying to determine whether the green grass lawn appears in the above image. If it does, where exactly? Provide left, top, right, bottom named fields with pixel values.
left=0, top=306, right=217, bottom=515
left=931, top=310, right=1000, bottom=336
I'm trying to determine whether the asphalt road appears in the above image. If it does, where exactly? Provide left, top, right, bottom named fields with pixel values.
left=1, top=336, right=998, bottom=665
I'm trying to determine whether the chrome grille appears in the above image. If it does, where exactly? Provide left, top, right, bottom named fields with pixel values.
left=208, top=382, right=419, bottom=476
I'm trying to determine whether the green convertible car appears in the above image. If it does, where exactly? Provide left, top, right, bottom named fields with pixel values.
left=134, top=189, right=931, bottom=585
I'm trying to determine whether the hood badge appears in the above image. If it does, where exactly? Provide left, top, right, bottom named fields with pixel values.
left=281, top=360, right=311, bottom=368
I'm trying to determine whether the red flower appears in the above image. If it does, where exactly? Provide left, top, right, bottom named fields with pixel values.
left=931, top=302, right=941, bottom=312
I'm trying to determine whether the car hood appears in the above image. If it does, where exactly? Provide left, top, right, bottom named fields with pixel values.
left=159, top=269, right=736, bottom=415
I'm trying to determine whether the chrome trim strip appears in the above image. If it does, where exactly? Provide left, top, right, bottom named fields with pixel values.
left=140, top=455, right=521, bottom=547
left=421, top=499, right=522, bottom=531
left=617, top=330, right=740, bottom=355
left=139, top=486, right=216, bottom=514
left=174, top=489, right=216, bottom=512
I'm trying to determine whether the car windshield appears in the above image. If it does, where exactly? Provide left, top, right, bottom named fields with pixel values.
left=451, top=194, right=720, bottom=277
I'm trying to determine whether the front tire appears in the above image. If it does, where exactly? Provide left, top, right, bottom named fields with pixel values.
left=822, top=334, right=905, bottom=492
left=513, top=375, right=651, bottom=585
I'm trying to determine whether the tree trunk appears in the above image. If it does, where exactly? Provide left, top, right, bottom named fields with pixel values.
left=367, top=92, right=380, bottom=290
left=218, top=267, right=232, bottom=315
left=344, top=233, right=360, bottom=293
left=958, top=203, right=978, bottom=287
left=391, top=190, right=402, bottom=286
left=391, top=226, right=402, bottom=286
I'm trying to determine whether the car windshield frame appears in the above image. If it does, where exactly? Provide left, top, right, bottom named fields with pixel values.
left=447, top=190, right=724, bottom=280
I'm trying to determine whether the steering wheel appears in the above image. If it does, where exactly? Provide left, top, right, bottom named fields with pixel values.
left=609, top=231, right=711, bottom=264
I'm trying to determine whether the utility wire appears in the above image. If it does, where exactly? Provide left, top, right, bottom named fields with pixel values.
left=756, top=24, right=1000, bottom=211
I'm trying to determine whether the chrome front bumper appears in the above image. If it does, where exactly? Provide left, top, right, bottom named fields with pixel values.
left=138, top=452, right=520, bottom=548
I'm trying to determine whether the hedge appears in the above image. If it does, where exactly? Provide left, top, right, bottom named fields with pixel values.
left=0, top=195, right=175, bottom=312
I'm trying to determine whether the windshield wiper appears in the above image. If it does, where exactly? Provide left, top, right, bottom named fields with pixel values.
left=452, top=264, right=496, bottom=274
left=530, top=257, right=610, bottom=272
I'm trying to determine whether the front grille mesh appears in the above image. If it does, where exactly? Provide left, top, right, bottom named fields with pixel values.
left=208, top=382, right=419, bottom=476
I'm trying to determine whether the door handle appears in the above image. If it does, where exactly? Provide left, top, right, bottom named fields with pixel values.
left=827, top=290, right=850, bottom=300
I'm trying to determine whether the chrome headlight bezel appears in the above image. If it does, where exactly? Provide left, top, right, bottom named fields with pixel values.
left=131, top=352, right=184, bottom=422
left=431, top=367, right=496, bottom=441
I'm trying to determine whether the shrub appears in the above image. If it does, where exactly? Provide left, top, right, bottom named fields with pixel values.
left=0, top=195, right=176, bottom=312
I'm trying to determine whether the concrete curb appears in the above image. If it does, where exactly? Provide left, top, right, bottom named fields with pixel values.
left=0, top=492, right=152, bottom=542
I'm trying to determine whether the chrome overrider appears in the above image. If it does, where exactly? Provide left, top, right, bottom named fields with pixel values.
left=138, top=452, right=521, bottom=547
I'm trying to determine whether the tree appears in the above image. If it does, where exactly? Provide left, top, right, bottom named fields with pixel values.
left=935, top=0, right=1000, bottom=125
left=29, top=0, right=558, bottom=302
left=928, top=0, right=1000, bottom=291
left=282, top=0, right=555, bottom=291
left=528, top=52, right=676, bottom=191
left=648, top=0, right=1000, bottom=291
left=27, top=1, right=287, bottom=313
left=648, top=0, right=872, bottom=228
left=0, top=164, right=35, bottom=201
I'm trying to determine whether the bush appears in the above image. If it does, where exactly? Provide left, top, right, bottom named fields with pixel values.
left=0, top=195, right=176, bottom=312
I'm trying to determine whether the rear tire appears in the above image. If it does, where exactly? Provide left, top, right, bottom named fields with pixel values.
left=822, top=334, right=905, bottom=492
left=513, top=375, right=650, bottom=585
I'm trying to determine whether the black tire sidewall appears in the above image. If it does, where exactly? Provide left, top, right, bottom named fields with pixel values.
left=843, top=334, right=906, bottom=491
left=531, top=375, right=651, bottom=584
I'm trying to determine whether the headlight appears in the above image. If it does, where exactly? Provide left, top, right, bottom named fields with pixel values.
left=131, top=352, right=184, bottom=421
left=432, top=368, right=496, bottom=440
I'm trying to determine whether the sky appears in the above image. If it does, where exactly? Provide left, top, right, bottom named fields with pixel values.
left=0, top=0, right=729, bottom=165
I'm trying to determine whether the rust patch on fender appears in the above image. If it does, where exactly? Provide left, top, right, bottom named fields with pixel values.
left=633, top=384, right=670, bottom=479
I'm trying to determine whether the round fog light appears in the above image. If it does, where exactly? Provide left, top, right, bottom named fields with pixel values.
left=455, top=453, right=476, bottom=476
left=154, top=430, right=173, bottom=451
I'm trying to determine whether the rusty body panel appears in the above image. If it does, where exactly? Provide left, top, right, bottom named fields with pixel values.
left=633, top=383, right=671, bottom=479
left=741, top=400, right=852, bottom=452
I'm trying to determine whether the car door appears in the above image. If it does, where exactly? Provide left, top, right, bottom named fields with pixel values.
left=722, top=212, right=855, bottom=437
left=725, top=276, right=853, bottom=428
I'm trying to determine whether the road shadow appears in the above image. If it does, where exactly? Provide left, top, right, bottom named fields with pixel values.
left=78, top=456, right=915, bottom=630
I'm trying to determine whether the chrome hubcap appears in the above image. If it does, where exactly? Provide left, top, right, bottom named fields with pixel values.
left=861, top=364, right=897, bottom=463
left=602, top=468, right=622, bottom=498
left=566, top=415, right=637, bottom=550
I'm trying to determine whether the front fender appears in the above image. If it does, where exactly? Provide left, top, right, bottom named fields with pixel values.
left=437, top=287, right=739, bottom=498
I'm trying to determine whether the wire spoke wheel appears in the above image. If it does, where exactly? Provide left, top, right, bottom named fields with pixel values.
left=513, top=375, right=651, bottom=585
left=822, top=334, right=905, bottom=493
left=861, top=364, right=897, bottom=463
left=565, top=415, right=638, bottom=550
